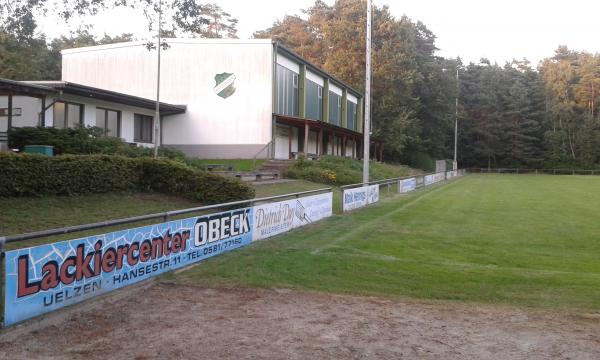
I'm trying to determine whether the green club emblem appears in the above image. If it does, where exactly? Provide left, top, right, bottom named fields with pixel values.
left=214, top=72, right=236, bottom=99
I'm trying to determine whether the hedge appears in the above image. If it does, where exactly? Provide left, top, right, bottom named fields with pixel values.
left=0, top=153, right=255, bottom=204
left=8, top=126, right=187, bottom=160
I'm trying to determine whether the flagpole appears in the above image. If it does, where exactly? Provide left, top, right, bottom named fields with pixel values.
left=362, top=0, right=372, bottom=184
left=153, top=0, right=162, bottom=158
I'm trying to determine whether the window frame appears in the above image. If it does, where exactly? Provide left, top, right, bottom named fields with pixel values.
left=53, top=100, right=84, bottom=129
left=133, top=113, right=154, bottom=143
left=96, top=107, right=121, bottom=138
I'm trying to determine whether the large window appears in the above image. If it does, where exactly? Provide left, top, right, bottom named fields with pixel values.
left=96, top=108, right=121, bottom=137
left=305, top=80, right=323, bottom=121
left=276, top=64, right=299, bottom=117
left=53, top=101, right=83, bottom=129
left=134, top=114, right=153, bottom=143
left=328, top=92, right=341, bottom=126
left=346, top=101, right=357, bottom=131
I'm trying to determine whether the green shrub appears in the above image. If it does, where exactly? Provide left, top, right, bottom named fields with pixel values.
left=287, top=155, right=416, bottom=185
left=8, top=126, right=187, bottom=160
left=138, top=158, right=255, bottom=203
left=0, top=153, right=254, bottom=204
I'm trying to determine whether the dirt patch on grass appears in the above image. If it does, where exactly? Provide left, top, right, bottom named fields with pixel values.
left=0, top=283, right=598, bottom=359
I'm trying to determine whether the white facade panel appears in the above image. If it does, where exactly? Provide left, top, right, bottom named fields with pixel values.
left=62, top=39, right=274, bottom=156
left=329, top=83, right=343, bottom=96
left=306, top=71, right=324, bottom=86
left=347, top=93, right=358, bottom=104
left=276, top=55, right=300, bottom=73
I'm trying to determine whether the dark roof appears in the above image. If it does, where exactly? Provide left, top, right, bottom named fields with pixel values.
left=0, top=78, right=186, bottom=115
left=26, top=81, right=187, bottom=115
left=0, top=79, right=58, bottom=96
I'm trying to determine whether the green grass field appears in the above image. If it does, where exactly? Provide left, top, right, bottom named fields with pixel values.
left=172, top=174, right=600, bottom=310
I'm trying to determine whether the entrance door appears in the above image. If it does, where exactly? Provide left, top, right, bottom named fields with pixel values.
left=274, top=125, right=290, bottom=159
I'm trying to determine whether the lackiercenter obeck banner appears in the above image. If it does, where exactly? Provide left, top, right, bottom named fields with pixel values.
left=4, top=192, right=332, bottom=326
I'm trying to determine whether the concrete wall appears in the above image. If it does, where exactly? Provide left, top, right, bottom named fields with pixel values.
left=62, top=39, right=274, bottom=158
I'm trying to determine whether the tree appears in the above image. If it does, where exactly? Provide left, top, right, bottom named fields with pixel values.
left=254, top=0, right=454, bottom=162
left=0, top=0, right=238, bottom=40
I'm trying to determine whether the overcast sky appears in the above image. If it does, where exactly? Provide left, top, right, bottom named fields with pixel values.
left=38, top=0, right=600, bottom=66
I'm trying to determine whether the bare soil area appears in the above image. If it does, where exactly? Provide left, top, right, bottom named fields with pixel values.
left=1, top=282, right=599, bottom=359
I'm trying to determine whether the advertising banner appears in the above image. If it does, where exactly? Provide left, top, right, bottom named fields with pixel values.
left=399, top=178, right=417, bottom=193
left=5, top=192, right=333, bottom=326
left=4, top=207, right=253, bottom=326
left=424, top=174, right=434, bottom=186
left=253, top=192, right=332, bottom=241
left=343, top=185, right=380, bottom=212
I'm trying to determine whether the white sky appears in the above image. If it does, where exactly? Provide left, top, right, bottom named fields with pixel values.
left=38, top=0, right=600, bottom=66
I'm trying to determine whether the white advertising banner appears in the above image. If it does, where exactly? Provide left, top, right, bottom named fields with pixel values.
left=433, top=172, right=445, bottom=183
left=253, top=192, right=333, bottom=240
left=399, top=178, right=417, bottom=193
left=424, top=174, right=434, bottom=186
left=343, top=185, right=380, bottom=212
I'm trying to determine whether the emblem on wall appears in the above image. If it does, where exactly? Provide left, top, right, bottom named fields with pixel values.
left=213, top=72, right=236, bottom=99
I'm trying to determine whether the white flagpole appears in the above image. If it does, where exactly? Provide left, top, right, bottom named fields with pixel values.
left=362, top=0, right=372, bottom=184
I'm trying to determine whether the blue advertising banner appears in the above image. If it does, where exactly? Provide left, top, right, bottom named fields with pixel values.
left=4, top=207, right=253, bottom=326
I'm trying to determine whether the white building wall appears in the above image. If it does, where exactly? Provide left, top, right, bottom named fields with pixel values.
left=346, top=139, right=355, bottom=157
left=62, top=39, right=274, bottom=158
left=58, top=94, right=156, bottom=145
left=0, top=96, right=43, bottom=128
left=307, top=130, right=318, bottom=154
left=1, top=94, right=157, bottom=147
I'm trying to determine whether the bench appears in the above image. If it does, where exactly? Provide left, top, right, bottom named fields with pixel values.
left=204, top=164, right=234, bottom=172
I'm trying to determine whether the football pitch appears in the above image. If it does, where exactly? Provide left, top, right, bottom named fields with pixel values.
left=173, top=174, right=600, bottom=310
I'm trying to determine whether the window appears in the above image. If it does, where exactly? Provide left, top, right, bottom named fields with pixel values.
left=96, top=108, right=121, bottom=137
left=305, top=80, right=323, bottom=121
left=53, top=101, right=83, bottom=129
left=346, top=101, right=357, bottom=131
left=328, top=91, right=341, bottom=126
left=276, top=64, right=299, bottom=117
left=134, top=114, right=153, bottom=143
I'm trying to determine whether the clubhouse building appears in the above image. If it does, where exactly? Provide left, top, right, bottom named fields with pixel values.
left=1, top=39, right=381, bottom=159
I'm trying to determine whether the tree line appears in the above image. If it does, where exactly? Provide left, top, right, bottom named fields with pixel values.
left=2, top=0, right=599, bottom=168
